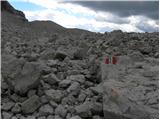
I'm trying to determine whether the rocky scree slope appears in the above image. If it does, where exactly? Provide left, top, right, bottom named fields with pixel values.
left=1, top=1, right=159, bottom=119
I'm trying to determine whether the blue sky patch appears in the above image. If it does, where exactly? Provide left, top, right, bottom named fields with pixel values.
left=8, top=0, right=44, bottom=11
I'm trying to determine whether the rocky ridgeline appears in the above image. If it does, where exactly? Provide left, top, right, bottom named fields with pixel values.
left=1, top=1, right=159, bottom=119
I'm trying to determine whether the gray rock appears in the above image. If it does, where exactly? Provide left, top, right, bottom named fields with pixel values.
left=129, top=51, right=144, bottom=62
left=47, top=115, right=54, bottom=119
left=75, top=101, right=92, bottom=118
left=11, top=103, right=21, bottom=113
left=2, top=111, right=13, bottom=119
left=73, top=48, right=88, bottom=60
left=45, top=89, right=64, bottom=103
left=54, top=50, right=68, bottom=60
left=78, top=91, right=87, bottom=102
left=38, top=116, right=46, bottom=119
left=55, top=105, right=67, bottom=118
left=49, top=100, right=58, bottom=108
left=43, top=73, right=60, bottom=85
left=26, top=115, right=36, bottom=119
left=59, top=79, right=71, bottom=88
left=67, top=74, right=85, bottom=84
left=11, top=116, right=17, bottom=119
left=90, top=102, right=103, bottom=115
left=66, top=113, right=72, bottom=119
left=93, top=115, right=101, bottom=119
left=67, top=82, right=80, bottom=93
left=39, top=104, right=54, bottom=116
left=40, top=48, right=55, bottom=60
left=2, top=101, right=15, bottom=111
left=21, top=95, right=41, bottom=114
left=40, top=95, right=49, bottom=104
left=27, top=89, right=36, bottom=98
left=90, top=83, right=103, bottom=95
left=61, top=95, right=76, bottom=105
left=70, top=115, right=81, bottom=119
left=13, top=62, right=41, bottom=94
left=1, top=81, right=9, bottom=91
left=47, top=59, right=59, bottom=67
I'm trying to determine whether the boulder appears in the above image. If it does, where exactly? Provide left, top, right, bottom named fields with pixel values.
left=55, top=105, right=67, bottom=118
left=21, top=95, right=41, bottom=114
left=14, top=62, right=42, bottom=94
left=45, top=89, right=64, bottom=103
left=40, top=48, right=55, bottom=60
left=43, top=73, right=60, bottom=85
left=75, top=101, right=92, bottom=118
left=54, top=50, right=68, bottom=60
left=39, top=104, right=54, bottom=116
left=11, top=103, right=21, bottom=114
left=2, top=54, right=42, bottom=94
left=2, top=101, right=15, bottom=111
left=67, top=74, right=85, bottom=84
left=2, top=112, right=13, bottom=119
left=101, top=56, right=158, bottom=118
left=59, top=79, right=71, bottom=88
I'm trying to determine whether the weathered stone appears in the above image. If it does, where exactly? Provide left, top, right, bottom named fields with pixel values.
left=11, top=103, right=21, bottom=113
left=47, top=115, right=54, bottom=119
left=49, top=100, right=58, bottom=108
left=40, top=48, right=55, bottom=60
left=55, top=105, right=67, bottom=118
left=38, top=116, right=46, bottom=119
left=39, top=104, right=54, bottom=116
left=67, top=82, right=80, bottom=93
left=90, top=102, right=103, bottom=115
left=78, top=91, right=87, bottom=102
left=21, top=95, right=41, bottom=114
left=2, top=101, right=15, bottom=111
left=61, top=95, right=76, bottom=105
left=40, top=95, right=49, bottom=104
left=70, top=115, right=81, bottom=119
left=45, top=89, right=64, bottom=103
left=67, top=74, right=85, bottom=84
left=59, top=79, right=71, bottom=88
left=75, top=101, right=92, bottom=118
left=43, top=73, right=60, bottom=85
left=47, top=59, right=59, bottom=67
left=54, top=50, right=68, bottom=60
left=2, top=111, right=13, bottom=119
left=14, top=62, right=41, bottom=94
left=27, top=89, right=36, bottom=98
left=26, top=115, right=36, bottom=119
left=90, top=83, right=103, bottom=95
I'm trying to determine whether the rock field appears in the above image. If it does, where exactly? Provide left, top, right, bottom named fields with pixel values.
left=1, top=1, right=159, bottom=119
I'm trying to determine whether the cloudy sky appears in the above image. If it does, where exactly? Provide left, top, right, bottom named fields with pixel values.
left=8, top=0, right=159, bottom=33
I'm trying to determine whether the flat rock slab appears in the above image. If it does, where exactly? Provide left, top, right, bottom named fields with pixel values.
left=101, top=56, right=158, bottom=119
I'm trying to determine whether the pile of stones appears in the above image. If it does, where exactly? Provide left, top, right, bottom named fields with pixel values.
left=1, top=1, right=159, bottom=119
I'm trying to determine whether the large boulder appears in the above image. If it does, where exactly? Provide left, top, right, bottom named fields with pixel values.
left=2, top=54, right=42, bottom=94
left=101, top=56, right=158, bottom=119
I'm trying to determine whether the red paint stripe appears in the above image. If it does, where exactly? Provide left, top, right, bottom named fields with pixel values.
left=105, top=58, right=109, bottom=64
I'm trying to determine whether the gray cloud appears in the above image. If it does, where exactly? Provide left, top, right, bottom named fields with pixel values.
left=95, top=14, right=130, bottom=24
left=66, top=1, right=159, bottom=20
left=136, top=21, right=159, bottom=32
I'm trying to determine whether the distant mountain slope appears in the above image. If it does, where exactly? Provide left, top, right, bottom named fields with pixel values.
left=1, top=1, right=93, bottom=39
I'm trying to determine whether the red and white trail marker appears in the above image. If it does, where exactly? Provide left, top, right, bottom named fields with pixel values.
left=104, top=56, right=117, bottom=65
